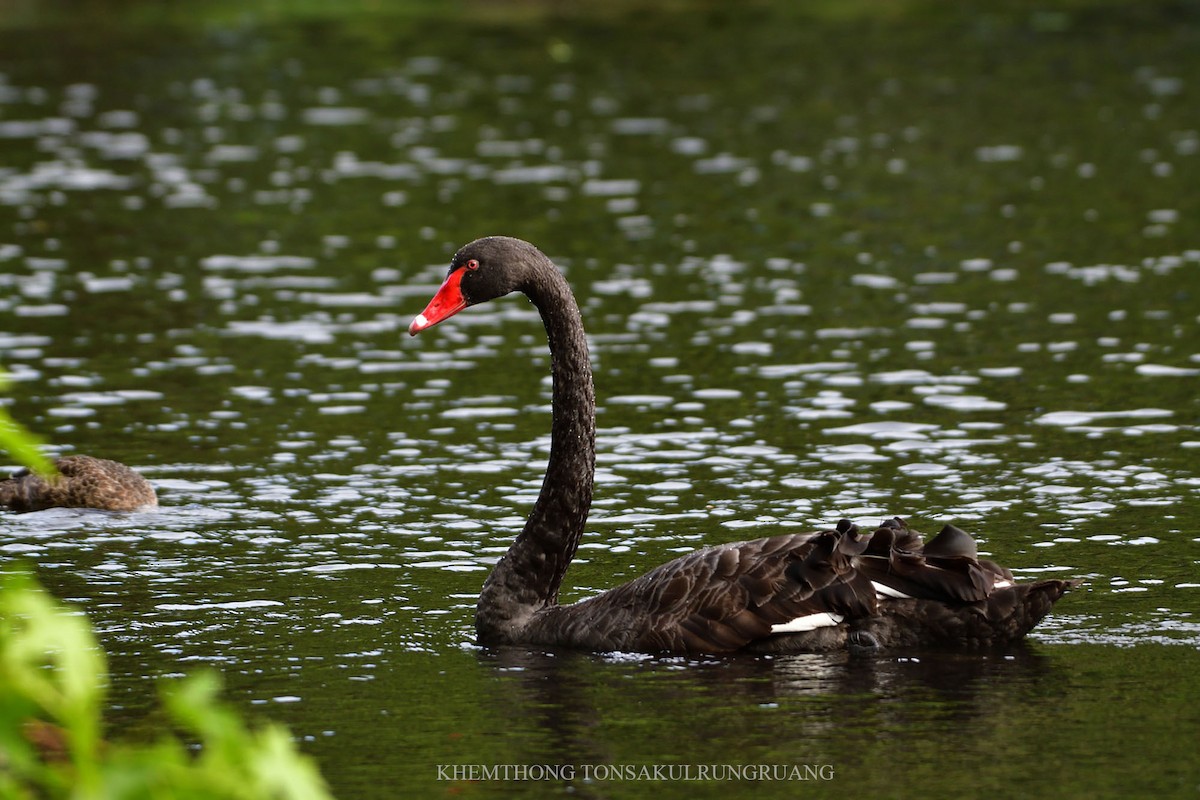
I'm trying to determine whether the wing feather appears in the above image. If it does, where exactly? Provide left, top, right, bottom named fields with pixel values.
left=524, top=517, right=1073, bottom=654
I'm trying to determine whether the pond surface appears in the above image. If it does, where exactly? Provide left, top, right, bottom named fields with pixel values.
left=1, top=2, right=1198, bottom=797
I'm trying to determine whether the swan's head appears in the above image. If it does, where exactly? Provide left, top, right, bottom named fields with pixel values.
left=408, top=236, right=548, bottom=336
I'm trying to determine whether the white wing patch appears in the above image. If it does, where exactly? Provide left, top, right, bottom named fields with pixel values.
left=770, top=612, right=844, bottom=634
left=871, top=581, right=915, bottom=600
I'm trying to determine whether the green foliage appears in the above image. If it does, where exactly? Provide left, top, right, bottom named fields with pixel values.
left=0, top=569, right=334, bottom=800
left=0, top=370, right=55, bottom=478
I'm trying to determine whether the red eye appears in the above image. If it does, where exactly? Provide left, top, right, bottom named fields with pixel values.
left=465, top=259, right=480, bottom=271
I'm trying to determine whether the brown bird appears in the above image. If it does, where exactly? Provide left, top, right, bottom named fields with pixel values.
left=0, top=455, right=157, bottom=513
left=408, top=236, right=1078, bottom=655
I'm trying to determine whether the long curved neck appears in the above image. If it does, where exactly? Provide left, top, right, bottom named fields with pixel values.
left=476, top=262, right=596, bottom=642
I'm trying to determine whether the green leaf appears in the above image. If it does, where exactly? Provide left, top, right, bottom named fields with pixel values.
left=0, top=571, right=334, bottom=799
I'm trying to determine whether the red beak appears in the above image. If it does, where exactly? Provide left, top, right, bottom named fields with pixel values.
left=409, top=267, right=469, bottom=335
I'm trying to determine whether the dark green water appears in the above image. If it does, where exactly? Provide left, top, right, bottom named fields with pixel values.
left=1, top=2, right=1198, bottom=797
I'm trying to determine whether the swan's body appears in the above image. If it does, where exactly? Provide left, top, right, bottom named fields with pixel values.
left=0, top=455, right=157, bottom=513
left=409, top=236, right=1075, bottom=654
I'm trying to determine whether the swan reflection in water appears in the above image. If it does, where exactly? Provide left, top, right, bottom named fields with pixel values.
left=471, top=643, right=1061, bottom=784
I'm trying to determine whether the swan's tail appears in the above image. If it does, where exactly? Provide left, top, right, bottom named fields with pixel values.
left=857, top=577, right=1080, bottom=649
left=847, top=518, right=1080, bottom=648
left=985, top=577, right=1081, bottom=640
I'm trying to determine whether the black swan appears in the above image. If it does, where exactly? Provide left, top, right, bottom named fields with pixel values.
left=0, top=455, right=157, bottom=513
left=408, top=236, right=1076, bottom=654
